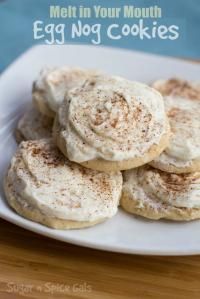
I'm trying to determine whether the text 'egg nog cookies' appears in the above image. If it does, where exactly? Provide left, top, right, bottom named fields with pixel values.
left=33, top=67, right=100, bottom=118
left=4, top=139, right=122, bottom=229
left=150, top=78, right=200, bottom=173
left=121, top=166, right=200, bottom=221
left=53, top=75, right=170, bottom=172
left=15, top=106, right=53, bottom=143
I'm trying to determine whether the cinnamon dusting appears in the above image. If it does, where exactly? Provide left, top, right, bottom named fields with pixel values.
left=155, top=78, right=200, bottom=100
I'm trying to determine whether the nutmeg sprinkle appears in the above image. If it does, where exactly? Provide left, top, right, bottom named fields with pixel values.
left=7, top=139, right=122, bottom=222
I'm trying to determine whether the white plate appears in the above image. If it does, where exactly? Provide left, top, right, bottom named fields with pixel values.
left=0, top=45, right=200, bottom=256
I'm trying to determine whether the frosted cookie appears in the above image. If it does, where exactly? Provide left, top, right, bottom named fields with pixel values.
left=33, top=67, right=100, bottom=118
left=150, top=78, right=200, bottom=173
left=4, top=139, right=122, bottom=229
left=15, top=106, right=53, bottom=143
left=53, top=75, right=170, bottom=172
left=121, top=165, right=200, bottom=221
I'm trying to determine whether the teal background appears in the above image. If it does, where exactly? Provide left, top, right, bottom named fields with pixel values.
left=0, top=0, right=200, bottom=72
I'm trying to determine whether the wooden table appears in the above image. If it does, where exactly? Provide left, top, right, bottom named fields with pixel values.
left=0, top=218, right=200, bottom=299
left=1, top=58, right=200, bottom=299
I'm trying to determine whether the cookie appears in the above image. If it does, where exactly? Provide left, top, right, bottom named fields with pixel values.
left=121, top=165, right=200, bottom=221
left=150, top=78, right=200, bottom=173
left=53, top=75, right=170, bottom=172
left=4, top=139, right=122, bottom=229
left=15, top=106, right=53, bottom=143
left=33, top=67, right=101, bottom=118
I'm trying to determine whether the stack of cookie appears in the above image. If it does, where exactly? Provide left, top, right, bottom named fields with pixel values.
left=4, top=68, right=199, bottom=229
left=122, top=79, right=200, bottom=220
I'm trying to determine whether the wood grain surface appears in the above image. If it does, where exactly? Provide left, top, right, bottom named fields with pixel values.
left=1, top=59, right=200, bottom=299
left=0, top=218, right=200, bottom=299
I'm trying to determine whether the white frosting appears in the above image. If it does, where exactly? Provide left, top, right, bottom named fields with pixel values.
left=165, top=96, right=200, bottom=161
left=123, top=166, right=200, bottom=209
left=153, top=151, right=192, bottom=168
left=34, top=67, right=100, bottom=113
left=58, top=76, right=168, bottom=162
left=8, top=139, right=122, bottom=221
left=152, top=79, right=200, bottom=165
left=17, top=106, right=53, bottom=140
